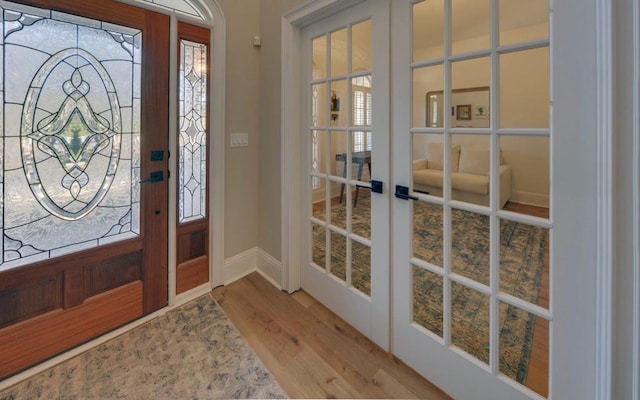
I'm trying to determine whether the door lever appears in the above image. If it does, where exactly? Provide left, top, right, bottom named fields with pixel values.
left=394, top=185, right=418, bottom=201
left=140, top=170, right=164, bottom=183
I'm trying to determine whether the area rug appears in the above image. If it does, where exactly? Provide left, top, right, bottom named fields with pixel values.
left=312, top=195, right=546, bottom=385
left=0, top=294, right=287, bottom=400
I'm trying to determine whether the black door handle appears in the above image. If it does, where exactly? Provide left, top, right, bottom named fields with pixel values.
left=140, top=170, right=164, bottom=183
left=394, top=185, right=418, bottom=201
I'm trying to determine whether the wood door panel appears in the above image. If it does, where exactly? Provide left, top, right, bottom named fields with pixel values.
left=176, top=255, right=209, bottom=294
left=0, top=274, right=63, bottom=329
left=86, top=252, right=142, bottom=297
left=176, top=223, right=209, bottom=294
left=0, top=281, right=143, bottom=379
left=177, top=228, right=207, bottom=264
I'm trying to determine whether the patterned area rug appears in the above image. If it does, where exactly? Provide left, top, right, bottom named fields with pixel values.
left=0, top=294, right=287, bottom=400
left=313, top=196, right=546, bottom=385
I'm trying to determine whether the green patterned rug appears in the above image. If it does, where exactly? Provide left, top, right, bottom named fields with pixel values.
left=312, top=195, right=546, bottom=386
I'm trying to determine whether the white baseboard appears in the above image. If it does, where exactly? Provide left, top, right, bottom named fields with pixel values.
left=223, top=247, right=258, bottom=285
left=223, top=247, right=283, bottom=290
left=256, top=249, right=283, bottom=290
left=510, top=190, right=549, bottom=208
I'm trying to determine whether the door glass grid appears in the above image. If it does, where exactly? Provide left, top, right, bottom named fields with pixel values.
left=1, top=3, right=141, bottom=272
left=410, top=1, right=551, bottom=397
left=309, top=19, right=373, bottom=297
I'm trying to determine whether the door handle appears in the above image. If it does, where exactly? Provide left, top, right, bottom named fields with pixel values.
left=140, top=170, right=164, bottom=183
left=355, top=180, right=383, bottom=193
left=394, top=185, right=418, bottom=201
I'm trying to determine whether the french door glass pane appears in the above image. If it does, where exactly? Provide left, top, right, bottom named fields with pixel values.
left=1, top=4, right=141, bottom=271
left=451, top=208, right=490, bottom=286
left=499, top=301, right=549, bottom=398
left=330, top=28, right=347, bottom=77
left=499, top=47, right=549, bottom=129
left=499, top=0, right=549, bottom=46
left=413, top=201, right=443, bottom=267
left=413, top=265, right=444, bottom=337
left=178, top=39, right=207, bottom=224
left=413, top=64, right=444, bottom=128
left=452, top=0, right=490, bottom=55
left=311, top=222, right=326, bottom=269
left=330, top=79, right=347, bottom=125
left=451, top=57, right=490, bottom=128
left=451, top=282, right=490, bottom=364
left=329, top=230, right=347, bottom=282
left=312, top=35, right=327, bottom=80
left=351, top=239, right=370, bottom=296
left=352, top=187, right=371, bottom=240
left=413, top=0, right=444, bottom=61
left=311, top=83, right=328, bottom=127
left=412, top=133, right=445, bottom=198
left=499, top=135, right=550, bottom=212
left=499, top=218, right=550, bottom=310
left=351, top=20, right=371, bottom=72
left=451, top=134, right=491, bottom=206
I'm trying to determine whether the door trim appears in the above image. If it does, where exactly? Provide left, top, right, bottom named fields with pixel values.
left=595, top=0, right=614, bottom=398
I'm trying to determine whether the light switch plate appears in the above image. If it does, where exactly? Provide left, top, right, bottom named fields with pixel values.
left=230, top=132, right=249, bottom=147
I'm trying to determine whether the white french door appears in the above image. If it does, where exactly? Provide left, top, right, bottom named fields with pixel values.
left=300, top=0, right=390, bottom=348
left=292, top=0, right=601, bottom=398
left=390, top=1, right=598, bottom=400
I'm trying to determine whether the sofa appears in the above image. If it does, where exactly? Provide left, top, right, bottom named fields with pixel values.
left=412, top=142, right=511, bottom=208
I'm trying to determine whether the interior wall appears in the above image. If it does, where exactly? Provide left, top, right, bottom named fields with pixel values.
left=257, top=0, right=306, bottom=261
left=217, top=0, right=261, bottom=257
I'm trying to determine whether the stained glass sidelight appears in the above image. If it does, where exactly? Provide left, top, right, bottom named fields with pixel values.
left=178, top=39, right=207, bottom=223
left=0, top=2, right=142, bottom=271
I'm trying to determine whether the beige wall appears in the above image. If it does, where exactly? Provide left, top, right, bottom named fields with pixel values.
left=218, top=0, right=261, bottom=257
left=257, top=0, right=305, bottom=260
left=217, top=0, right=303, bottom=260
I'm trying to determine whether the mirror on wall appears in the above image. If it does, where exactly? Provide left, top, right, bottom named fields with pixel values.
left=426, top=86, right=490, bottom=128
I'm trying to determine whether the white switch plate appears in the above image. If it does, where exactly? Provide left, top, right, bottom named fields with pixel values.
left=230, top=132, right=249, bottom=147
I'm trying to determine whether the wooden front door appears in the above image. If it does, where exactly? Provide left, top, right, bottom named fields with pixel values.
left=0, top=0, right=169, bottom=378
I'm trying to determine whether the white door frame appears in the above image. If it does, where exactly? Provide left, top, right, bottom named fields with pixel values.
left=282, top=0, right=614, bottom=398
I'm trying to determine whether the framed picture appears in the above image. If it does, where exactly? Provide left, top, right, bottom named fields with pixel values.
left=456, top=104, right=472, bottom=120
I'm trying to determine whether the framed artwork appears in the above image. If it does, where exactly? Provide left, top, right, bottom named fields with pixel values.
left=456, top=104, right=472, bottom=120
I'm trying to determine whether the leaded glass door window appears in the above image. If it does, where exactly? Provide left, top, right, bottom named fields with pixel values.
left=176, top=21, right=209, bottom=294
left=0, top=0, right=169, bottom=379
left=1, top=1, right=141, bottom=271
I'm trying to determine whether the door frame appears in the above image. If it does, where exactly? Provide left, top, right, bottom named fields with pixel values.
left=281, top=0, right=614, bottom=398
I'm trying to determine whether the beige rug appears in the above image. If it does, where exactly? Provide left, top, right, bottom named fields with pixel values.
left=0, top=294, right=287, bottom=399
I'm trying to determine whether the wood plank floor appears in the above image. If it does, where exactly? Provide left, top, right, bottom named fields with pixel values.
left=212, top=272, right=452, bottom=400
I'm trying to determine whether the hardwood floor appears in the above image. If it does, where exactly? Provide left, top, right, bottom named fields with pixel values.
left=212, top=272, right=452, bottom=400
left=218, top=201, right=549, bottom=398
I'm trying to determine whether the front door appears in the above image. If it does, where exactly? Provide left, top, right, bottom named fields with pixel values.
left=301, top=0, right=390, bottom=348
left=0, top=0, right=169, bottom=378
